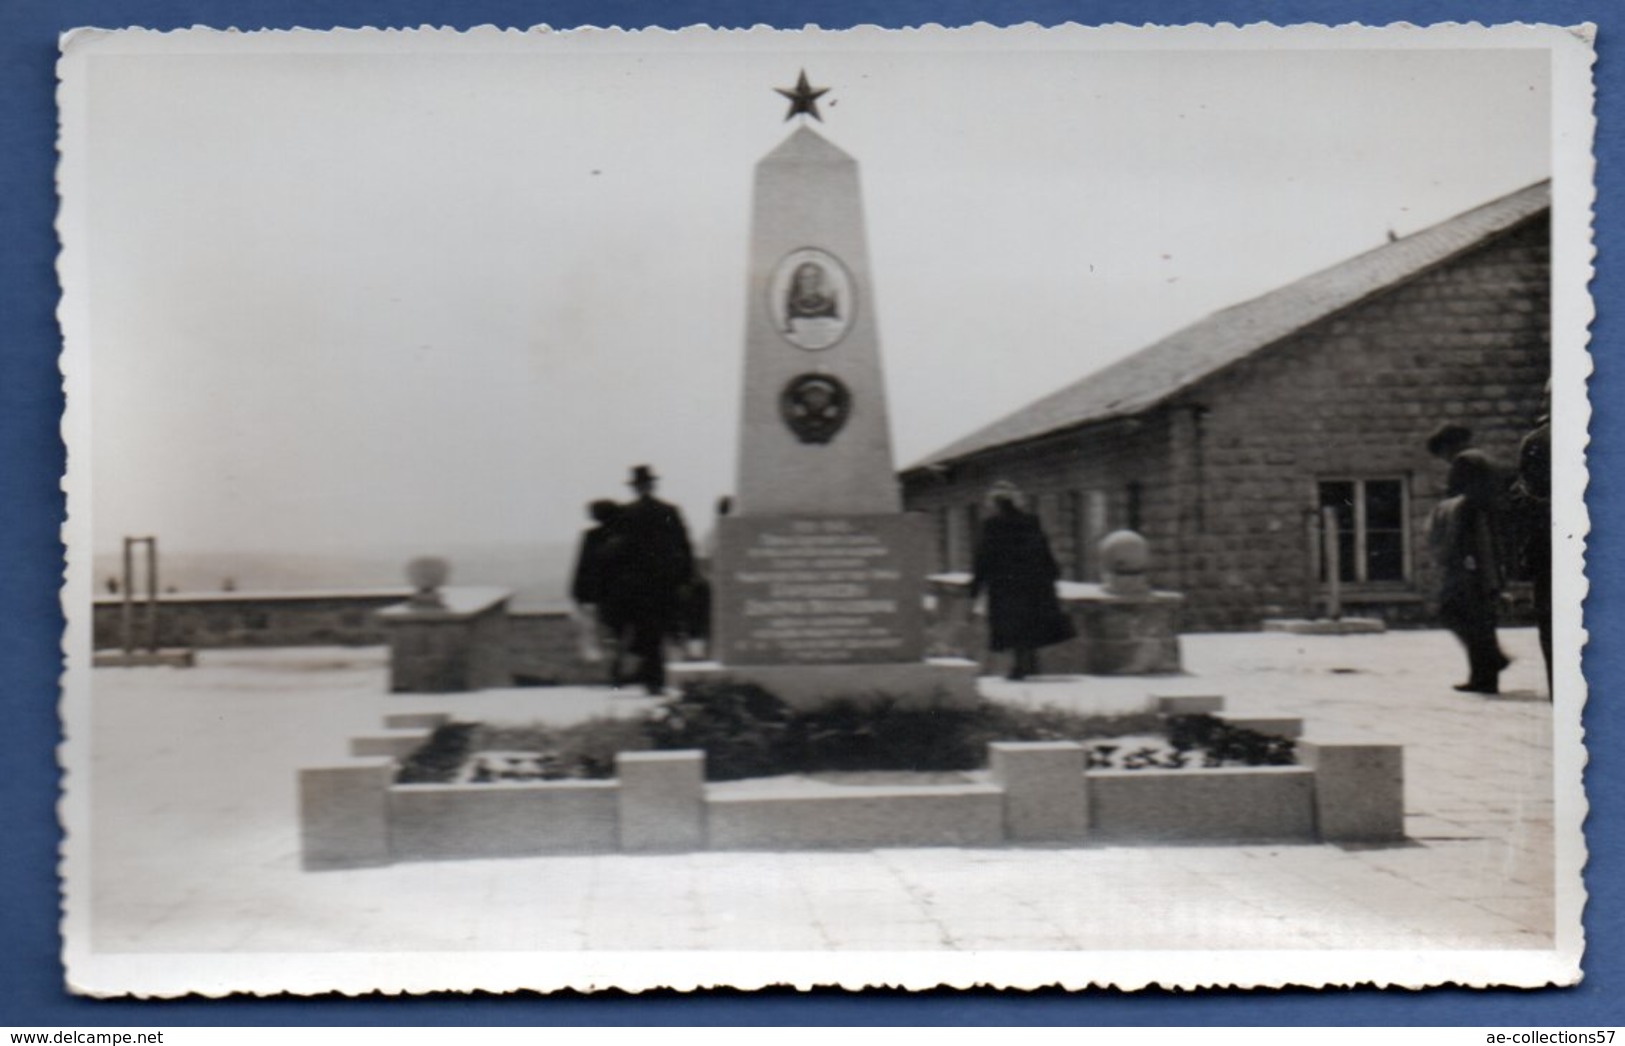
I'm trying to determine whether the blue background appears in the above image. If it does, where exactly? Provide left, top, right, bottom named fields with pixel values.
left=3, top=0, right=1618, bottom=1026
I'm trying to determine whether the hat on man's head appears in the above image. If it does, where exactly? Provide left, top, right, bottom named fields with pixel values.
left=985, top=478, right=1025, bottom=508
left=1425, top=423, right=1473, bottom=456
left=628, top=464, right=658, bottom=486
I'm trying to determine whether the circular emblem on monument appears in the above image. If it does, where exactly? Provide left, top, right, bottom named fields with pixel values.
left=769, top=248, right=856, bottom=351
left=779, top=373, right=852, bottom=445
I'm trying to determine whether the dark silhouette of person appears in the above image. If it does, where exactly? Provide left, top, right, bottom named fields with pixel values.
left=682, top=495, right=732, bottom=659
left=1426, top=423, right=1510, bottom=694
left=970, top=480, right=1076, bottom=681
left=570, top=499, right=624, bottom=683
left=607, top=465, right=694, bottom=694
left=1513, top=390, right=1552, bottom=693
left=784, top=261, right=838, bottom=330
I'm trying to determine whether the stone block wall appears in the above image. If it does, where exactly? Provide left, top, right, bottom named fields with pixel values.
left=92, top=591, right=410, bottom=650
left=1156, top=215, right=1548, bottom=630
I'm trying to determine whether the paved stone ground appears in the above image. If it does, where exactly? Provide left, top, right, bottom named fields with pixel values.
left=86, top=629, right=1558, bottom=955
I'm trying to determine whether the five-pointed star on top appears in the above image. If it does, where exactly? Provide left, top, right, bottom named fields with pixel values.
left=775, top=70, right=830, bottom=121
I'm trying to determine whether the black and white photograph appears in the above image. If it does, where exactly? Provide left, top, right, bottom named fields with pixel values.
left=55, top=23, right=1593, bottom=996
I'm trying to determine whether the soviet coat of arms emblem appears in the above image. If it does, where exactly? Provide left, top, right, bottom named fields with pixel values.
left=779, top=373, right=852, bottom=444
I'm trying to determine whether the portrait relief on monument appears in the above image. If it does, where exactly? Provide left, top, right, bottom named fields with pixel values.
left=770, top=247, right=855, bottom=350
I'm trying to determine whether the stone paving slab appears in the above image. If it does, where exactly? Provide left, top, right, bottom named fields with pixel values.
left=85, top=629, right=1558, bottom=956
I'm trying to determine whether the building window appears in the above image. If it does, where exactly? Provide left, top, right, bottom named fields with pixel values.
left=1073, top=489, right=1111, bottom=580
left=1318, top=478, right=1409, bottom=584
left=1054, top=492, right=1081, bottom=579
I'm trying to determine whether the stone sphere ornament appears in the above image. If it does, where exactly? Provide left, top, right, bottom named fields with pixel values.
left=405, top=556, right=451, bottom=608
left=1100, top=530, right=1152, bottom=596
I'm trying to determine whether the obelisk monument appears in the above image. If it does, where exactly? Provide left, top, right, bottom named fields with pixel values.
left=694, top=73, right=977, bottom=708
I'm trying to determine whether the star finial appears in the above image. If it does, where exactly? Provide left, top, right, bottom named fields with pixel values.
left=775, top=70, right=830, bottom=122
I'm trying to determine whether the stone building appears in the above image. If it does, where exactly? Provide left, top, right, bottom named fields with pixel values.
left=901, top=181, right=1550, bottom=631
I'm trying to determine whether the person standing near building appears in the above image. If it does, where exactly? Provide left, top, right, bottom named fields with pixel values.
left=1514, top=391, right=1552, bottom=693
left=1426, top=423, right=1510, bottom=695
left=609, top=465, right=694, bottom=694
left=569, top=499, right=624, bottom=683
left=970, top=480, right=1076, bottom=681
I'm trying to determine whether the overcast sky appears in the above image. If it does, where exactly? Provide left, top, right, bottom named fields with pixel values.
left=73, top=28, right=1552, bottom=563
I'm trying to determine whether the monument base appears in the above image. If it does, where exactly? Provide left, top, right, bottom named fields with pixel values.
left=668, top=658, right=980, bottom=710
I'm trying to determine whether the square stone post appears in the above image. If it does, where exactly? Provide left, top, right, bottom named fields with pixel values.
left=299, top=757, right=395, bottom=870
left=377, top=586, right=514, bottom=693
left=989, top=741, right=1088, bottom=842
left=1300, top=740, right=1405, bottom=842
left=617, top=750, right=706, bottom=852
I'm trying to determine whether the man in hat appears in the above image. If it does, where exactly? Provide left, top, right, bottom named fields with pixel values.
left=1425, top=423, right=1510, bottom=694
left=608, top=465, right=694, bottom=694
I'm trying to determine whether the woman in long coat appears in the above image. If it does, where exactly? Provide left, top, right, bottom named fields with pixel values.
left=970, top=481, right=1076, bottom=680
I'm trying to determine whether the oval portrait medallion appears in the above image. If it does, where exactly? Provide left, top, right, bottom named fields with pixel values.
left=769, top=247, right=856, bottom=351
left=780, top=373, right=852, bottom=445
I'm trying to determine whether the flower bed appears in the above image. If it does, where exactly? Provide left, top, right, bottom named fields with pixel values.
left=300, top=689, right=1400, bottom=868
left=392, top=680, right=1294, bottom=786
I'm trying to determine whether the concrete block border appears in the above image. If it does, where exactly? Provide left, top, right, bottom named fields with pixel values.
left=299, top=696, right=1405, bottom=868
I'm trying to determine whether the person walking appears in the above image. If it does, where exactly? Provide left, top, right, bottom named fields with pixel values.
left=608, top=465, right=694, bottom=694
left=1514, top=392, right=1552, bottom=693
left=1426, top=423, right=1510, bottom=695
left=970, top=480, right=1076, bottom=681
left=569, top=499, right=625, bottom=684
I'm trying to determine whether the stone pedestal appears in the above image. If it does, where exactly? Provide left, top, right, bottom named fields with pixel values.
left=1300, top=739, right=1406, bottom=842
left=377, top=586, right=513, bottom=693
left=989, top=741, right=1089, bottom=841
left=617, top=750, right=706, bottom=851
left=298, top=757, right=394, bottom=870
left=1051, top=582, right=1184, bottom=675
left=926, top=574, right=1183, bottom=676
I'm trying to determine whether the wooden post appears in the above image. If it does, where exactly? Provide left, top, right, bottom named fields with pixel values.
left=1321, top=507, right=1342, bottom=622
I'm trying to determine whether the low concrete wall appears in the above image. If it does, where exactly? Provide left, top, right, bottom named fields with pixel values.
left=389, top=781, right=618, bottom=860
left=299, top=699, right=1405, bottom=864
left=1089, top=766, right=1317, bottom=843
left=707, top=784, right=1005, bottom=850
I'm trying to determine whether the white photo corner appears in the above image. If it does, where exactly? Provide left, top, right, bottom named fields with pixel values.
left=56, top=23, right=1594, bottom=996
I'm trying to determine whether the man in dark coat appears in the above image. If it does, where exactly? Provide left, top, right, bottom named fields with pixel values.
left=608, top=465, right=694, bottom=694
left=970, top=480, right=1076, bottom=681
left=1426, top=423, right=1510, bottom=694
left=1513, top=394, right=1552, bottom=693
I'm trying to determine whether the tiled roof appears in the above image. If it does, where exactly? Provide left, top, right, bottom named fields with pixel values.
left=908, top=180, right=1551, bottom=470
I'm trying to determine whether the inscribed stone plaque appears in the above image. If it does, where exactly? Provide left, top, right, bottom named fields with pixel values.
left=713, top=514, right=929, bottom=665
